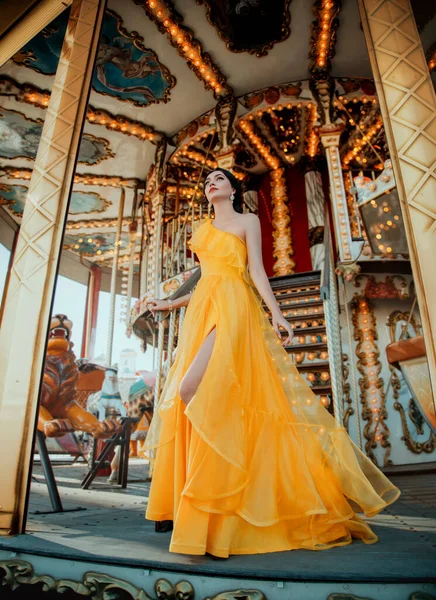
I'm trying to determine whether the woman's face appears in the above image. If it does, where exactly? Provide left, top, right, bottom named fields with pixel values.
left=204, top=170, right=234, bottom=204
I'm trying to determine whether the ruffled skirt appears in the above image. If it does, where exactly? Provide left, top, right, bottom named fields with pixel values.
left=144, top=270, right=400, bottom=557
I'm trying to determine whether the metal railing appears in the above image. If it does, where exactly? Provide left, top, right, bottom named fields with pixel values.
left=320, top=205, right=344, bottom=426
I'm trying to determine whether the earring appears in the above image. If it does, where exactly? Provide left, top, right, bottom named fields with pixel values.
left=230, top=192, right=235, bottom=201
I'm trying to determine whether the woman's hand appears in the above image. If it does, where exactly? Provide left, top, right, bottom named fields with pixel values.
left=272, top=313, right=294, bottom=346
left=146, top=298, right=169, bottom=316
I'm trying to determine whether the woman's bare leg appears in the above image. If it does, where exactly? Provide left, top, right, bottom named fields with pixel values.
left=179, top=327, right=216, bottom=406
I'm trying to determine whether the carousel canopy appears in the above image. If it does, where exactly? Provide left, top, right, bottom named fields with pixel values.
left=0, top=0, right=435, bottom=270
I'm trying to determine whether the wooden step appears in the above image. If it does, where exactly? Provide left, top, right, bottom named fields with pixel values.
left=268, top=310, right=324, bottom=324
left=278, top=294, right=321, bottom=311
left=285, top=342, right=328, bottom=353
left=310, top=385, right=332, bottom=395
left=290, top=325, right=326, bottom=336
left=274, top=287, right=321, bottom=301
left=265, top=299, right=324, bottom=314
left=268, top=270, right=321, bottom=292
left=295, top=361, right=330, bottom=373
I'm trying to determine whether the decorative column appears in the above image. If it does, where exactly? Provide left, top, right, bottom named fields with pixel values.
left=124, top=220, right=138, bottom=327
left=358, top=0, right=436, bottom=399
left=304, top=163, right=326, bottom=270
left=0, top=0, right=106, bottom=536
left=107, top=187, right=125, bottom=366
left=270, top=168, right=295, bottom=276
left=320, top=126, right=353, bottom=262
left=81, top=265, right=101, bottom=359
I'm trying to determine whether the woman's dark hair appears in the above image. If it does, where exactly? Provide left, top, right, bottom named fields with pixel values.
left=203, top=168, right=244, bottom=214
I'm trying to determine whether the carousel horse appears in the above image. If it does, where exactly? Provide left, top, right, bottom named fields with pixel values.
left=107, top=377, right=154, bottom=483
left=39, top=315, right=121, bottom=439
left=87, top=367, right=126, bottom=421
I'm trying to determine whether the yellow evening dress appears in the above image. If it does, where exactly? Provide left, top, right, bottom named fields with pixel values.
left=144, top=216, right=400, bottom=557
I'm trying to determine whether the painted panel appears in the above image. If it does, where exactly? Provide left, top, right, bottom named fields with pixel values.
left=0, top=109, right=114, bottom=164
left=11, top=9, right=175, bottom=107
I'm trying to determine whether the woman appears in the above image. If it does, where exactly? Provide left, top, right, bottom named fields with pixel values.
left=144, top=168, right=400, bottom=558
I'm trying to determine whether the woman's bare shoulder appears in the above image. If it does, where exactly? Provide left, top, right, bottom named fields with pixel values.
left=241, top=213, right=260, bottom=230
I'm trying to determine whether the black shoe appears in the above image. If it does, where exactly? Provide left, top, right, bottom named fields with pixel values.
left=155, top=520, right=173, bottom=533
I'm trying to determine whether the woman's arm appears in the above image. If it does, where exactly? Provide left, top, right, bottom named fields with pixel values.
left=146, top=291, right=193, bottom=316
left=172, top=291, right=193, bottom=309
left=244, top=214, right=293, bottom=345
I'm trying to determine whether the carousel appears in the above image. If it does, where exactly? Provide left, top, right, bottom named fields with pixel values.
left=0, top=0, right=435, bottom=598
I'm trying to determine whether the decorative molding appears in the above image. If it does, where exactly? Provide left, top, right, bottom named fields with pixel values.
left=0, top=75, right=163, bottom=143
left=242, top=82, right=303, bottom=109
left=87, top=105, right=162, bottom=142
left=196, top=0, right=292, bottom=58
left=353, top=274, right=410, bottom=300
left=342, top=353, right=353, bottom=430
left=74, top=173, right=139, bottom=187
left=304, top=103, right=320, bottom=158
left=0, top=560, right=196, bottom=600
left=0, top=167, right=139, bottom=188
left=238, top=118, right=281, bottom=170
left=66, top=217, right=131, bottom=230
left=215, top=94, right=238, bottom=154
left=387, top=310, right=436, bottom=455
left=351, top=296, right=391, bottom=466
left=309, top=0, right=341, bottom=74
left=270, top=168, right=295, bottom=275
left=0, top=74, right=51, bottom=108
left=133, top=0, right=232, bottom=99
left=320, top=131, right=353, bottom=261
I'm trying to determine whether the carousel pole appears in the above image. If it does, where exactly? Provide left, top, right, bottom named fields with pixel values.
left=0, top=0, right=107, bottom=536
left=81, top=264, right=101, bottom=359
left=107, top=186, right=125, bottom=366
left=303, top=161, right=326, bottom=271
left=270, top=168, right=296, bottom=276
left=319, top=127, right=353, bottom=262
left=125, top=220, right=137, bottom=327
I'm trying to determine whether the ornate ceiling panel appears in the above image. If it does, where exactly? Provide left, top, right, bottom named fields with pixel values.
left=0, top=184, right=111, bottom=222
left=0, top=0, right=391, bottom=269
left=196, top=0, right=292, bottom=58
left=11, top=8, right=177, bottom=108
left=0, top=108, right=114, bottom=164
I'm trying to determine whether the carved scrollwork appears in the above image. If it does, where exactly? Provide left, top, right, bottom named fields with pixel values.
left=342, top=353, right=353, bottom=431
left=351, top=296, right=391, bottom=466
left=387, top=310, right=436, bottom=455
left=1, top=560, right=434, bottom=600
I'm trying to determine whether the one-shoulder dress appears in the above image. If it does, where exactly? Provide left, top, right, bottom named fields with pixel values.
left=144, top=216, right=400, bottom=557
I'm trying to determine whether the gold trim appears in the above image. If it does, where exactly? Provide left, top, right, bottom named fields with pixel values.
left=351, top=296, right=391, bottom=466
left=0, top=75, right=164, bottom=143
left=342, top=353, right=353, bottom=430
left=309, top=0, right=341, bottom=74
left=133, top=0, right=232, bottom=99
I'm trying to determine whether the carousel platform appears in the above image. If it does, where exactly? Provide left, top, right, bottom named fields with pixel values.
left=0, top=461, right=435, bottom=600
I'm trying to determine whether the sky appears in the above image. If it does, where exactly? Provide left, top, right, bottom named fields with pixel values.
left=0, top=243, right=155, bottom=372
